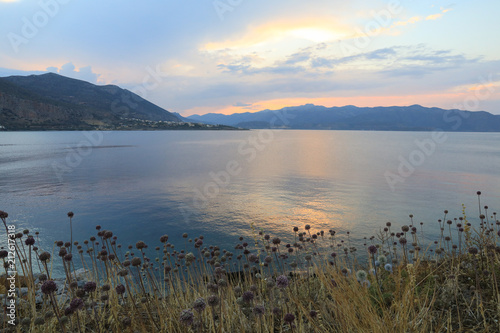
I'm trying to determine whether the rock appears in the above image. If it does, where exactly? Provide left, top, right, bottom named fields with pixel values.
left=17, top=288, right=29, bottom=297
left=54, top=280, right=66, bottom=295
left=74, top=268, right=91, bottom=281
left=56, top=294, right=69, bottom=304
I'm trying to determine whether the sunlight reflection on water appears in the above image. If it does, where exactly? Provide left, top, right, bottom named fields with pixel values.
left=0, top=130, right=499, bottom=275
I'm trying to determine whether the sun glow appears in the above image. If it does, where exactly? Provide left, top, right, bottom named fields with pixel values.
left=288, top=27, right=343, bottom=43
left=202, top=19, right=350, bottom=53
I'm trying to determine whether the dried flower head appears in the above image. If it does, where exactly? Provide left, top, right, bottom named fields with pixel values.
left=276, top=275, right=289, bottom=288
left=83, top=281, right=97, bottom=293
left=193, top=297, right=207, bottom=312
left=25, top=236, right=35, bottom=246
left=356, top=270, right=368, bottom=281
left=179, top=309, right=194, bottom=326
left=207, top=294, right=219, bottom=307
left=468, top=247, right=478, bottom=255
left=131, top=257, right=142, bottom=267
left=69, top=298, right=84, bottom=311
left=377, top=255, right=387, bottom=265
left=284, top=313, right=295, bottom=323
left=242, top=291, right=255, bottom=303
left=39, top=252, right=51, bottom=262
left=41, top=280, right=58, bottom=295
left=74, top=289, right=85, bottom=299
left=115, top=284, right=126, bottom=295
left=136, top=241, right=147, bottom=250
left=253, top=304, right=265, bottom=316
left=58, top=248, right=67, bottom=257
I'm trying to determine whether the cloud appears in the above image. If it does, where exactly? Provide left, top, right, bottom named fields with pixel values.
left=202, top=18, right=351, bottom=53
left=216, top=42, right=439, bottom=78
left=392, top=16, right=423, bottom=27
left=284, top=51, right=313, bottom=65
left=389, top=7, right=452, bottom=30
left=426, top=13, right=443, bottom=21
left=233, top=102, right=252, bottom=107
left=365, top=48, right=397, bottom=60
left=47, top=62, right=101, bottom=83
left=0, top=0, right=498, bottom=115
left=153, top=40, right=500, bottom=116
left=218, top=45, right=400, bottom=75
left=310, top=47, right=397, bottom=69
left=379, top=46, right=480, bottom=77
left=218, top=61, right=307, bottom=76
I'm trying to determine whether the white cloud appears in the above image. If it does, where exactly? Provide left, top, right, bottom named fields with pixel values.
left=47, top=62, right=102, bottom=84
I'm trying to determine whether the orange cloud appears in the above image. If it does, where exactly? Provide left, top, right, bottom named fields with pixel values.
left=426, top=13, right=443, bottom=21
left=390, top=8, right=451, bottom=30
left=391, top=16, right=422, bottom=27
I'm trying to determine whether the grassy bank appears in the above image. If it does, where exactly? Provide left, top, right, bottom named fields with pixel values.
left=0, top=192, right=499, bottom=332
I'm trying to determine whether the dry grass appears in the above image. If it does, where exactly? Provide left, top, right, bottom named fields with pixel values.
left=0, top=192, right=499, bottom=332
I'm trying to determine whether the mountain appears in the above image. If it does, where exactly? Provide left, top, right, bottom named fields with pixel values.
left=189, top=104, right=500, bottom=132
left=172, top=112, right=212, bottom=125
left=0, top=73, right=181, bottom=130
left=4, top=74, right=497, bottom=132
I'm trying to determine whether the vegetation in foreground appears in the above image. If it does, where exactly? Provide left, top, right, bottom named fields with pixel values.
left=0, top=192, right=499, bottom=332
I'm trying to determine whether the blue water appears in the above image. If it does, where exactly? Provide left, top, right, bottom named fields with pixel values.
left=0, top=130, right=499, bottom=259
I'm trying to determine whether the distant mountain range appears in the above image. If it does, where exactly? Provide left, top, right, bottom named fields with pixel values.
left=187, top=104, right=500, bottom=132
left=0, top=73, right=235, bottom=131
left=2, top=73, right=499, bottom=132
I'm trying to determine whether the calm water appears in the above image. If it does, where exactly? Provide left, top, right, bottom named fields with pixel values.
left=1, top=130, right=499, bottom=258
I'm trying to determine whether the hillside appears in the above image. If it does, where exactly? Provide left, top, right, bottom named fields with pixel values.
left=0, top=73, right=180, bottom=130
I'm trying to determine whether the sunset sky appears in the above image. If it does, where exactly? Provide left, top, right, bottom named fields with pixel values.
left=1, top=0, right=499, bottom=116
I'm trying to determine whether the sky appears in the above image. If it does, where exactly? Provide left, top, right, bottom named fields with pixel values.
left=0, top=0, right=499, bottom=116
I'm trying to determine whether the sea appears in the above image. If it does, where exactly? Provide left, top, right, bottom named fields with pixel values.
left=1, top=130, right=499, bottom=266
